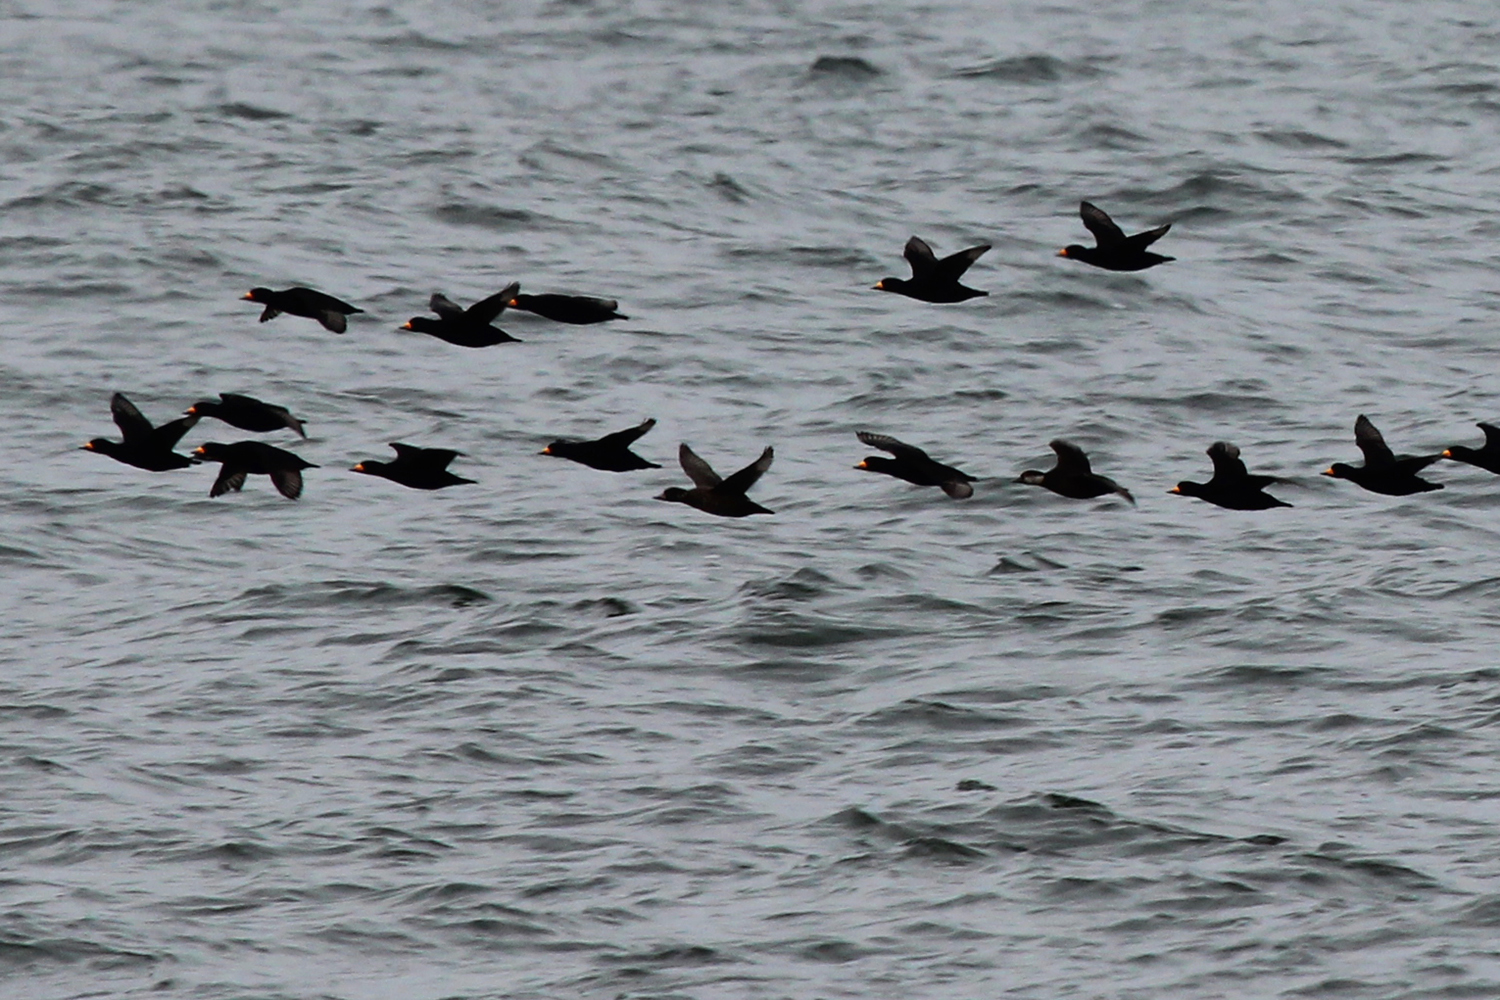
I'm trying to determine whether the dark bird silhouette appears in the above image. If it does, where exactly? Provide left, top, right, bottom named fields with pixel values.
left=1170, top=441, right=1290, bottom=509
left=187, top=393, right=306, bottom=438
left=242, top=287, right=362, bottom=333
left=657, top=443, right=774, bottom=517
left=874, top=236, right=990, bottom=302
left=1017, top=440, right=1135, bottom=504
left=542, top=418, right=661, bottom=471
left=83, top=393, right=200, bottom=471
left=1323, top=415, right=1442, bottom=495
left=352, top=443, right=475, bottom=490
left=508, top=293, right=627, bottom=324
left=401, top=283, right=520, bottom=347
left=194, top=441, right=317, bottom=499
left=1057, top=201, right=1174, bottom=271
left=854, top=431, right=975, bottom=498
left=1443, top=422, right=1500, bottom=475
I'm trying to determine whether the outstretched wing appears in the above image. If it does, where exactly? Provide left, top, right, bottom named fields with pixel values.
left=857, top=431, right=929, bottom=462
left=152, top=415, right=199, bottom=450
left=111, top=393, right=155, bottom=444
left=269, top=468, right=304, bottom=499
left=1354, top=414, right=1395, bottom=467
left=903, top=236, right=940, bottom=278
left=1079, top=201, right=1126, bottom=247
left=599, top=418, right=656, bottom=448
left=719, top=446, right=774, bottom=496
left=1478, top=422, right=1500, bottom=449
left=1207, top=441, right=1248, bottom=481
left=391, top=443, right=461, bottom=469
left=430, top=294, right=465, bottom=320
left=465, top=281, right=521, bottom=326
left=210, top=466, right=247, bottom=497
left=1125, top=223, right=1171, bottom=250
left=1049, top=439, right=1093, bottom=474
left=934, top=244, right=990, bottom=281
left=678, top=444, right=722, bottom=488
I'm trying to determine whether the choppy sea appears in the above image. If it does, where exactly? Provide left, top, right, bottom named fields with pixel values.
left=5, top=1, right=1500, bottom=997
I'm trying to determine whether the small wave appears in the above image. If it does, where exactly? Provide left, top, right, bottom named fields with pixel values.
left=807, top=55, right=883, bottom=79
left=953, top=54, right=1104, bottom=83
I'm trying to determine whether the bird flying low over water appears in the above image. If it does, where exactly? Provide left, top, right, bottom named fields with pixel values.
left=83, top=393, right=200, bottom=472
left=1017, top=439, right=1135, bottom=504
left=508, top=293, right=627, bottom=324
left=352, top=443, right=476, bottom=490
left=542, top=418, right=661, bottom=472
left=242, top=287, right=362, bottom=333
left=401, top=283, right=520, bottom=348
left=187, top=393, right=306, bottom=438
left=854, top=431, right=976, bottom=498
left=874, top=236, right=990, bottom=302
left=194, top=441, right=317, bottom=500
left=1323, top=415, right=1442, bottom=495
left=1442, top=422, right=1500, bottom=475
left=657, top=443, right=774, bottom=517
left=1170, top=441, right=1290, bottom=509
left=1057, top=201, right=1174, bottom=271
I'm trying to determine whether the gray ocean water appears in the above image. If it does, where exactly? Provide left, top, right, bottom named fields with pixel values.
left=5, top=1, right=1500, bottom=997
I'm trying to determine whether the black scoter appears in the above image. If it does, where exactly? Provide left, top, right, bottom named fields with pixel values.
left=854, top=431, right=976, bottom=499
left=83, top=393, right=200, bottom=472
left=508, top=293, right=627, bottom=324
left=242, top=287, right=362, bottom=333
left=1057, top=201, right=1174, bottom=271
left=1017, top=439, right=1135, bottom=504
left=1323, top=415, right=1441, bottom=495
left=187, top=393, right=306, bottom=438
left=401, top=283, right=520, bottom=347
left=542, top=418, right=661, bottom=471
left=352, top=443, right=475, bottom=490
left=657, top=443, right=774, bottom=517
left=1170, top=441, right=1290, bottom=509
left=194, top=441, right=317, bottom=499
left=1443, top=422, right=1500, bottom=475
left=874, top=236, right=990, bottom=303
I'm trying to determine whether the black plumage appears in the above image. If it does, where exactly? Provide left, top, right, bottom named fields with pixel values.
left=657, top=443, right=774, bottom=517
left=1057, top=201, right=1174, bottom=271
left=542, top=419, right=660, bottom=472
left=874, top=236, right=989, bottom=302
left=508, top=293, right=627, bottom=324
left=1323, top=415, right=1442, bottom=495
left=854, top=431, right=976, bottom=498
left=1443, top=422, right=1500, bottom=475
left=194, top=441, right=317, bottom=499
left=352, top=443, right=475, bottom=490
left=83, top=393, right=200, bottom=472
left=401, top=283, right=520, bottom=347
left=1017, top=440, right=1135, bottom=505
left=1171, top=441, right=1291, bottom=509
left=242, top=287, right=362, bottom=333
left=187, top=393, right=306, bottom=438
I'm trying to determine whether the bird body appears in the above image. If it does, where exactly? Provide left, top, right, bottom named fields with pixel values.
left=1057, top=202, right=1174, bottom=271
left=352, top=443, right=475, bottom=490
left=187, top=393, right=306, bottom=438
left=543, top=419, right=660, bottom=471
left=657, top=443, right=774, bottom=517
left=243, top=287, right=361, bottom=333
left=1443, top=422, right=1500, bottom=475
left=1323, top=415, right=1441, bottom=495
left=854, top=431, right=975, bottom=498
left=402, top=283, right=520, bottom=347
left=194, top=441, right=317, bottom=499
left=83, top=393, right=200, bottom=472
left=508, top=293, right=627, bottom=324
left=1017, top=439, right=1135, bottom=504
left=874, top=236, right=989, bottom=302
left=1171, top=441, right=1290, bottom=509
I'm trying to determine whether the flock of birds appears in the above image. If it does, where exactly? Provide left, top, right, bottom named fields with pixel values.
left=83, top=202, right=1500, bottom=515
